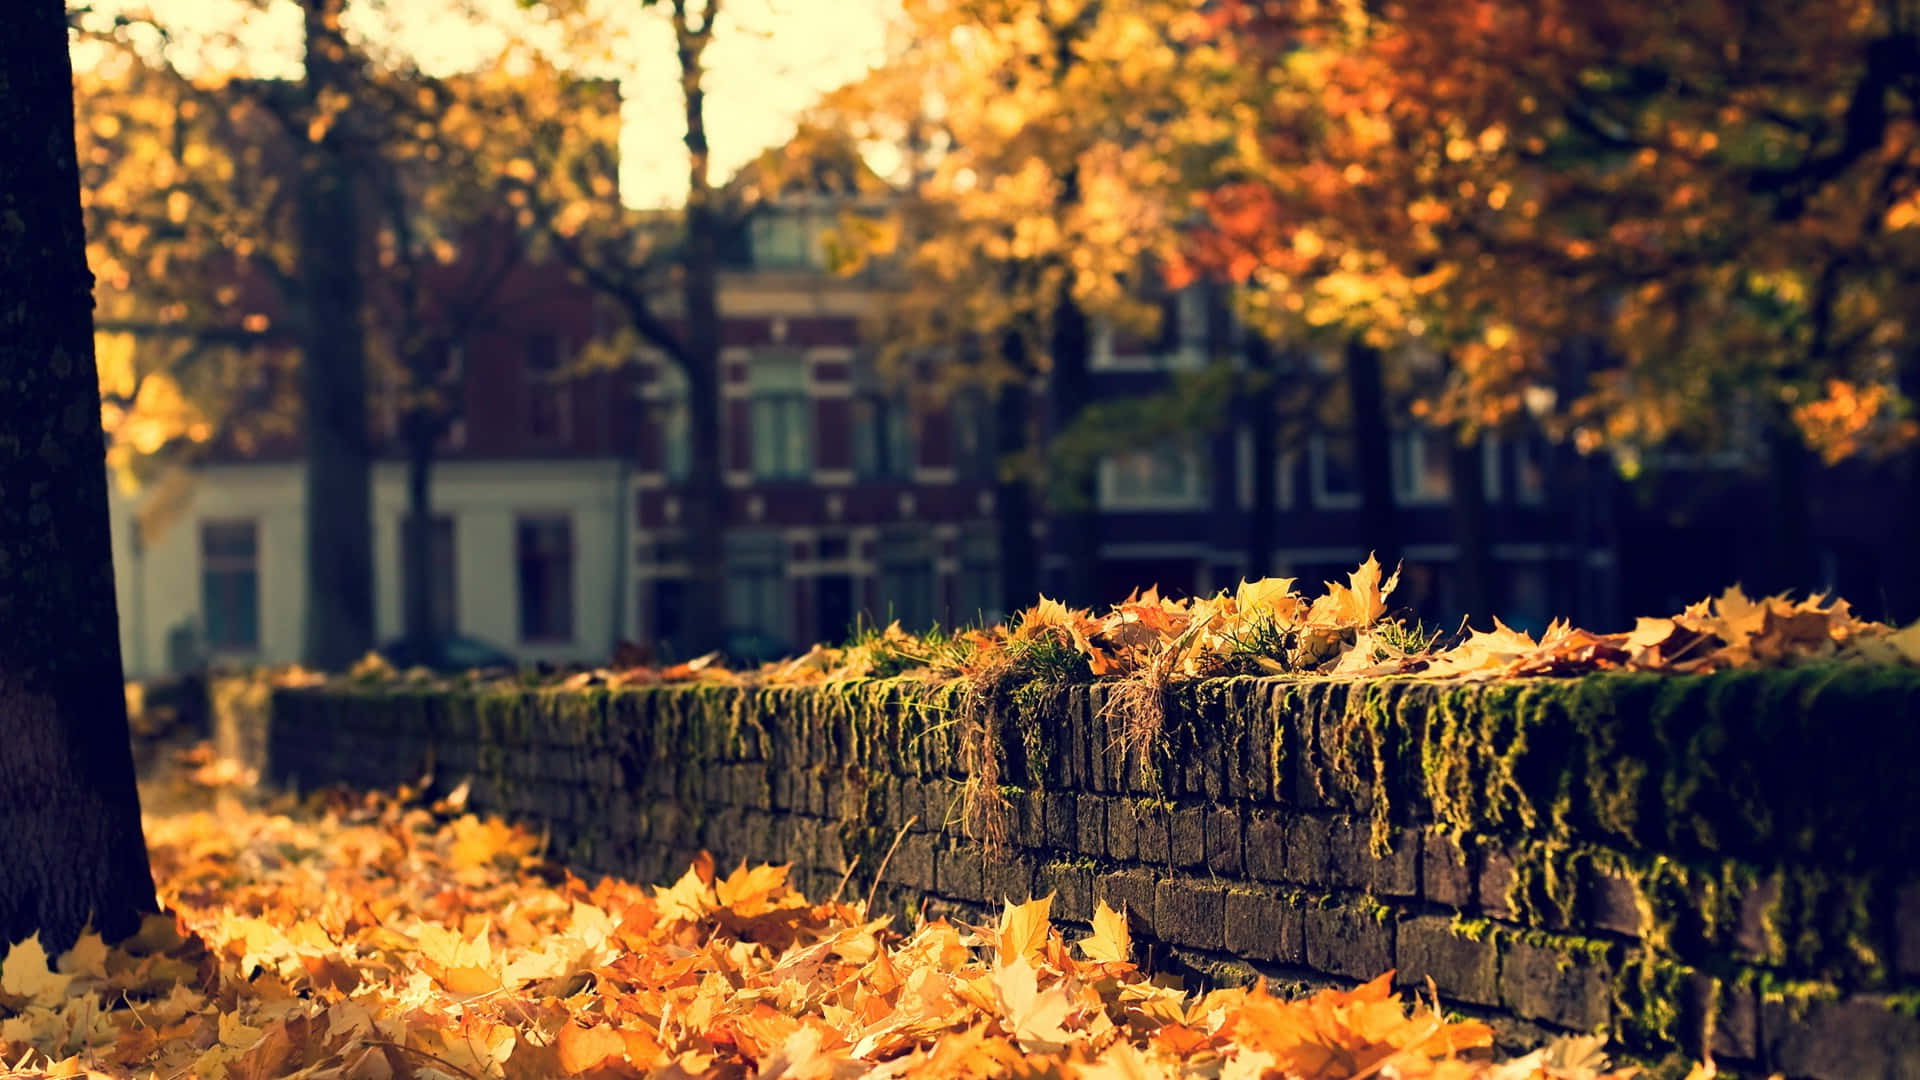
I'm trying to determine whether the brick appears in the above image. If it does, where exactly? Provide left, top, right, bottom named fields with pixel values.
left=1039, top=863, right=1096, bottom=923
left=1014, top=791, right=1047, bottom=848
left=1105, top=798, right=1138, bottom=862
left=1678, top=973, right=1759, bottom=1063
left=1476, top=849, right=1517, bottom=921
left=1284, top=816, right=1331, bottom=885
left=890, top=833, right=936, bottom=891
left=988, top=857, right=1036, bottom=905
left=1206, top=809, right=1243, bottom=877
left=1075, top=795, right=1107, bottom=857
left=1731, top=875, right=1780, bottom=959
left=1582, top=865, right=1644, bottom=938
left=1043, top=792, right=1077, bottom=848
left=936, top=843, right=985, bottom=902
left=1763, top=994, right=1920, bottom=1080
left=1423, top=832, right=1471, bottom=907
left=1325, top=817, right=1373, bottom=890
left=1498, top=937, right=1612, bottom=1032
left=1244, top=812, right=1288, bottom=883
left=1097, top=870, right=1160, bottom=933
left=1899, top=882, right=1920, bottom=978
left=1395, top=917, right=1499, bottom=1007
left=1171, top=806, right=1207, bottom=870
left=1305, top=901, right=1393, bottom=981
left=1155, top=879, right=1228, bottom=951
left=1224, top=887, right=1305, bottom=964
left=1370, top=829, right=1420, bottom=898
left=1134, top=802, right=1172, bottom=866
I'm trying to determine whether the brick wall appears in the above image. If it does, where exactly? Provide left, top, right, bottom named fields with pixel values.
left=266, top=668, right=1920, bottom=1078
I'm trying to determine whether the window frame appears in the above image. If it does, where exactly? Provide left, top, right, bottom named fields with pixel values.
left=514, top=514, right=575, bottom=645
left=199, top=518, right=261, bottom=654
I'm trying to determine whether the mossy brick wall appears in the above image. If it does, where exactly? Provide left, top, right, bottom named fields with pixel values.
left=266, top=667, right=1920, bottom=1079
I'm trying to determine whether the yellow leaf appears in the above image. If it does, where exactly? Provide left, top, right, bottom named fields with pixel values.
left=1080, top=900, right=1132, bottom=965
left=1, top=934, right=73, bottom=1005
left=56, top=932, right=110, bottom=979
left=557, top=1022, right=626, bottom=1074
left=997, top=893, right=1054, bottom=967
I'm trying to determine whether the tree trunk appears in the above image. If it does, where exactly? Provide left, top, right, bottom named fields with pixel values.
left=0, top=1, right=159, bottom=950
left=401, top=416, right=436, bottom=646
left=1346, top=340, right=1400, bottom=571
left=298, top=0, right=375, bottom=669
left=1762, top=420, right=1818, bottom=596
left=1244, top=332, right=1279, bottom=581
left=1447, top=430, right=1493, bottom=623
left=994, top=335, right=1038, bottom=616
left=675, top=4, right=728, bottom=656
left=1047, top=291, right=1099, bottom=606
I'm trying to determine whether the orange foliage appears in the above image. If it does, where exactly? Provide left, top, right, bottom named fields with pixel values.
left=0, top=761, right=1664, bottom=1079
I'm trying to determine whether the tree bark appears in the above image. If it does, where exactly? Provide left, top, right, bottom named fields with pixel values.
left=1447, top=431, right=1493, bottom=623
left=1761, top=420, right=1818, bottom=596
left=0, top=1, right=159, bottom=950
left=1243, top=332, right=1279, bottom=581
left=1345, top=340, right=1401, bottom=571
left=1047, top=290, right=1099, bottom=606
left=994, top=334, right=1038, bottom=617
left=401, top=416, right=436, bottom=645
left=674, top=0, right=729, bottom=656
left=298, top=0, right=376, bottom=669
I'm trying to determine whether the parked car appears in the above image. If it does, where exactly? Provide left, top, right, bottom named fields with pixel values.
left=375, top=635, right=519, bottom=674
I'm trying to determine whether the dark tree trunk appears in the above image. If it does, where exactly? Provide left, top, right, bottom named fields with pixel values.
left=1047, top=291, right=1099, bottom=606
left=298, top=0, right=375, bottom=669
left=994, top=334, right=1039, bottom=617
left=401, top=416, right=436, bottom=645
left=1889, top=356, right=1920, bottom=621
left=1244, top=332, right=1279, bottom=581
left=1447, top=431, right=1493, bottom=623
left=1346, top=340, right=1400, bottom=570
left=1761, top=421, right=1818, bottom=596
left=0, top=1, right=159, bottom=950
left=675, top=3, right=728, bottom=656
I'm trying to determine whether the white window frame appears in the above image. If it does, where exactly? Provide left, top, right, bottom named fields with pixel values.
left=1309, top=434, right=1362, bottom=509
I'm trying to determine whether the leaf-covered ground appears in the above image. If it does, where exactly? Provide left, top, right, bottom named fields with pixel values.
left=0, top=750, right=1690, bottom=1079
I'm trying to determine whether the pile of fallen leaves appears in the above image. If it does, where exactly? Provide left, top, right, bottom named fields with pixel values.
left=0, top=753, right=1674, bottom=1079
left=374, top=556, right=1920, bottom=692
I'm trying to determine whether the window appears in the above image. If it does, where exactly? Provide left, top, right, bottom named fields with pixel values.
left=852, top=392, right=914, bottom=479
left=201, top=520, right=259, bottom=652
left=516, top=516, right=573, bottom=643
left=525, top=334, right=571, bottom=443
left=951, top=387, right=994, bottom=483
left=956, top=528, right=1000, bottom=626
left=1100, top=445, right=1207, bottom=509
left=749, top=211, right=817, bottom=269
left=400, top=515, right=457, bottom=636
left=875, top=530, right=935, bottom=631
left=750, top=351, right=810, bottom=480
left=654, top=363, right=691, bottom=481
left=1310, top=433, right=1361, bottom=508
left=725, top=532, right=787, bottom=643
left=1394, top=428, right=1454, bottom=504
left=1514, top=435, right=1549, bottom=505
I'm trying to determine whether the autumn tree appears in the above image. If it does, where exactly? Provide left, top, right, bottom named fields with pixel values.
left=498, top=0, right=741, bottom=655
left=0, top=0, right=158, bottom=950
left=1195, top=0, right=1920, bottom=607
left=823, top=0, right=1202, bottom=610
left=78, top=5, right=577, bottom=658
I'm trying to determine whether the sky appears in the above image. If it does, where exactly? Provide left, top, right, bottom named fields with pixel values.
left=73, top=0, right=898, bottom=208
